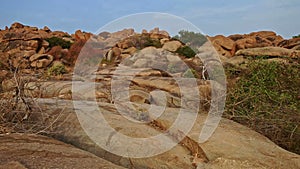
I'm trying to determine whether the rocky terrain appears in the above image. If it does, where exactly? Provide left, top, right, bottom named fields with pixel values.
left=0, top=22, right=299, bottom=168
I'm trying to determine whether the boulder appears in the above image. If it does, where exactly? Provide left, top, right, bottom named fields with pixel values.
left=292, top=45, right=300, bottom=50
left=43, top=26, right=51, bottom=32
left=0, top=134, right=125, bottom=169
left=47, top=46, right=64, bottom=60
left=121, top=46, right=137, bottom=55
left=228, top=31, right=284, bottom=50
left=105, top=47, right=122, bottom=62
left=0, top=161, right=27, bottom=169
left=278, top=37, right=300, bottom=49
left=29, top=54, right=54, bottom=68
left=209, top=35, right=236, bottom=58
left=162, top=40, right=182, bottom=52
left=110, top=28, right=135, bottom=39
left=149, top=27, right=170, bottom=37
left=74, top=30, right=92, bottom=41
left=235, top=47, right=300, bottom=58
left=10, top=22, right=25, bottom=29
left=21, top=98, right=300, bottom=169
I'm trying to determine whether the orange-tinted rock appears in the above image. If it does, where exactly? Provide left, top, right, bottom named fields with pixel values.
left=229, top=31, right=284, bottom=50
left=110, top=28, right=135, bottom=39
left=209, top=35, right=236, bottom=58
left=10, top=22, right=25, bottom=29
left=47, top=46, right=64, bottom=60
left=235, top=47, right=300, bottom=59
left=43, top=26, right=51, bottom=32
left=278, top=37, right=300, bottom=49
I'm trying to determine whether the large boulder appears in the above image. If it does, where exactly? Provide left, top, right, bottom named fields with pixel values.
left=209, top=35, right=236, bottom=58
left=73, top=30, right=92, bottom=41
left=29, top=54, right=54, bottom=68
left=162, top=40, right=182, bottom=52
left=110, top=28, right=135, bottom=39
left=21, top=99, right=300, bottom=169
left=235, top=47, right=300, bottom=58
left=278, top=37, right=300, bottom=49
left=228, top=31, right=284, bottom=50
left=0, top=134, right=125, bottom=169
left=149, top=27, right=170, bottom=37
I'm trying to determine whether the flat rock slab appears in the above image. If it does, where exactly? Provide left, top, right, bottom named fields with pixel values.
left=0, top=133, right=125, bottom=169
left=28, top=99, right=300, bottom=169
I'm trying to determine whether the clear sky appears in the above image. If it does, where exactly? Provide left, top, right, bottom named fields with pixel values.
left=1, top=0, right=299, bottom=38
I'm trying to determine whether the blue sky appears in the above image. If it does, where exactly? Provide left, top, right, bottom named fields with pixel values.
left=1, top=0, right=299, bottom=38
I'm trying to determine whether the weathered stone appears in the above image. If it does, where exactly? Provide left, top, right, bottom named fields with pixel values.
left=278, top=37, right=300, bottom=49
left=142, top=29, right=148, bottom=34
left=43, top=26, right=51, bottom=32
left=23, top=50, right=36, bottom=58
left=160, top=38, right=170, bottom=45
left=149, top=27, right=170, bottom=37
left=121, top=46, right=137, bottom=55
left=0, top=134, right=125, bottom=169
left=74, top=30, right=91, bottom=41
left=29, top=54, right=49, bottom=62
left=37, top=47, right=45, bottom=54
left=29, top=54, right=53, bottom=68
left=292, top=45, right=300, bottom=50
left=110, top=28, right=135, bottom=39
left=162, top=40, right=182, bottom=52
left=133, top=58, right=149, bottom=68
left=0, top=161, right=27, bottom=169
left=209, top=35, right=236, bottom=58
left=235, top=47, right=300, bottom=58
left=22, top=99, right=300, bottom=169
left=10, top=22, right=25, bottom=29
left=47, top=46, right=64, bottom=60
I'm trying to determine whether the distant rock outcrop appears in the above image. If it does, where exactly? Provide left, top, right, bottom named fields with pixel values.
left=209, top=31, right=286, bottom=58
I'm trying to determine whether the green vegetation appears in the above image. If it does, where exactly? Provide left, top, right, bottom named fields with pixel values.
left=292, top=34, right=300, bottom=39
left=47, top=63, right=67, bottom=76
left=225, top=59, right=300, bottom=154
left=46, top=37, right=72, bottom=49
left=142, top=37, right=162, bottom=48
left=176, top=46, right=196, bottom=58
left=173, top=30, right=207, bottom=52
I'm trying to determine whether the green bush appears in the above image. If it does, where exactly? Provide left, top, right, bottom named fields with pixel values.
left=47, top=63, right=67, bottom=76
left=176, top=46, right=196, bottom=58
left=293, top=34, right=300, bottom=39
left=143, top=37, right=162, bottom=48
left=225, top=59, right=300, bottom=154
left=173, top=30, right=207, bottom=52
left=46, top=37, right=72, bottom=49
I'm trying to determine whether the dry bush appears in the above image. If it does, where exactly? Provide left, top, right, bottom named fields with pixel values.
left=0, top=66, right=64, bottom=135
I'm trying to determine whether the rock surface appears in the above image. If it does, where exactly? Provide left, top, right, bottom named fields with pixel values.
left=235, top=47, right=300, bottom=58
left=0, top=133, right=125, bottom=169
left=22, top=99, right=300, bottom=169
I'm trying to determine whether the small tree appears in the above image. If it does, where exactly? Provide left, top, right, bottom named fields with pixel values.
left=173, top=30, right=207, bottom=52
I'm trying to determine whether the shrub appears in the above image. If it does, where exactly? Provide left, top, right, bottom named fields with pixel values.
left=47, top=63, right=67, bottom=76
left=46, top=37, right=72, bottom=49
left=176, top=46, right=196, bottom=58
left=142, top=37, right=162, bottom=48
left=293, top=34, right=300, bottom=39
left=225, top=59, right=300, bottom=154
left=173, top=30, right=207, bottom=52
